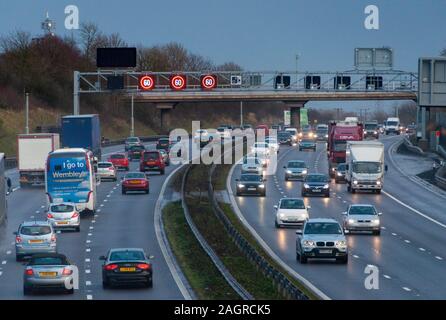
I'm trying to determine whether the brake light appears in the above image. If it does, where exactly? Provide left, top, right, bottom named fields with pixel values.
left=51, top=234, right=56, bottom=243
left=47, top=213, right=54, bottom=219
left=108, top=167, right=114, bottom=171
left=62, top=268, right=73, bottom=276
left=72, top=212, right=79, bottom=219
left=15, top=235, right=22, bottom=243
left=137, top=263, right=151, bottom=270
left=25, top=268, right=34, bottom=276
left=104, top=264, right=118, bottom=271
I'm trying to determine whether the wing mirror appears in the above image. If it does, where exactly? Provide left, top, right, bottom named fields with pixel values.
left=296, top=229, right=303, bottom=235
left=342, top=212, right=348, bottom=215
left=99, top=255, right=107, bottom=261
left=307, top=206, right=311, bottom=209
left=274, top=205, right=278, bottom=210
left=378, top=212, right=383, bottom=216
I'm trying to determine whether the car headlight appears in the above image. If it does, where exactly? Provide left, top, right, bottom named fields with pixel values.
left=303, top=240, right=315, bottom=247
left=304, top=184, right=310, bottom=188
left=323, top=184, right=329, bottom=189
left=286, top=170, right=292, bottom=174
left=302, top=170, right=308, bottom=174
left=372, top=218, right=380, bottom=225
left=314, top=134, right=318, bottom=138
left=238, top=184, right=245, bottom=188
left=337, top=172, right=343, bottom=176
left=374, top=131, right=378, bottom=134
left=325, top=134, right=328, bottom=138
left=259, top=184, right=265, bottom=188
left=376, top=180, right=381, bottom=185
left=331, top=167, right=336, bottom=172
left=335, top=240, right=347, bottom=247
left=279, top=213, right=286, bottom=219
left=348, top=219, right=355, bottom=224
left=353, top=180, right=358, bottom=185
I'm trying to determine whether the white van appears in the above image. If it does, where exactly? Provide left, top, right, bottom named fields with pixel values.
left=384, top=117, right=400, bottom=135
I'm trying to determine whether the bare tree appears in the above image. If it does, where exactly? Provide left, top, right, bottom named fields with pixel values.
left=186, top=53, right=214, bottom=71
left=215, top=62, right=243, bottom=71
left=0, top=30, right=31, bottom=52
left=105, top=33, right=128, bottom=48
left=164, top=42, right=189, bottom=71
left=79, top=22, right=103, bottom=61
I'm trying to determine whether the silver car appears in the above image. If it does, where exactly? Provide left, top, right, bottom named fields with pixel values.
left=284, top=160, right=308, bottom=181
left=296, top=218, right=348, bottom=264
left=241, top=156, right=263, bottom=175
left=23, top=253, right=76, bottom=295
left=47, top=203, right=80, bottom=232
left=97, top=162, right=117, bottom=181
left=342, top=204, right=382, bottom=235
left=15, top=221, right=57, bottom=261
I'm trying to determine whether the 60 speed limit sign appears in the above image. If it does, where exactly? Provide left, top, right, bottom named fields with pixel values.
left=139, top=75, right=155, bottom=90
left=170, top=75, right=187, bottom=90
left=200, top=74, right=217, bottom=90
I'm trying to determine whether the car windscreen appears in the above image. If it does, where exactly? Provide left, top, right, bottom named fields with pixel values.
left=352, top=162, right=381, bottom=174
left=126, top=138, right=139, bottom=143
left=130, top=145, right=145, bottom=151
left=240, top=175, right=262, bottom=182
left=306, top=175, right=327, bottom=182
left=349, top=206, right=377, bottom=215
left=337, top=164, right=346, bottom=171
left=98, top=163, right=112, bottom=168
left=125, top=173, right=146, bottom=179
left=304, top=222, right=342, bottom=235
left=110, top=250, right=145, bottom=261
left=50, top=204, right=74, bottom=213
left=278, top=132, right=291, bottom=138
left=280, top=199, right=305, bottom=209
left=158, top=139, right=169, bottom=144
left=243, top=158, right=260, bottom=165
left=365, top=124, right=377, bottom=130
left=386, top=121, right=398, bottom=126
left=301, top=139, right=314, bottom=143
left=29, top=257, right=68, bottom=266
left=288, top=161, right=306, bottom=168
left=144, top=152, right=159, bottom=161
left=20, top=226, right=52, bottom=236
left=316, top=129, right=328, bottom=134
left=110, top=154, right=125, bottom=159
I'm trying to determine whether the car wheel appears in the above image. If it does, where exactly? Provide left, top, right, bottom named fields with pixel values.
left=285, top=177, right=288, bottom=181
left=335, top=179, right=339, bottom=184
left=347, top=184, right=351, bottom=192
left=376, top=190, right=381, bottom=194
left=299, top=254, right=308, bottom=264
left=296, top=251, right=300, bottom=261
left=145, top=279, right=153, bottom=288
left=66, top=288, right=74, bottom=294
left=145, top=189, right=149, bottom=194
left=23, top=286, right=32, bottom=296
left=351, top=188, right=356, bottom=194
left=301, top=192, right=305, bottom=197
left=275, top=220, right=281, bottom=228
left=126, top=167, right=130, bottom=171
left=325, top=193, right=330, bottom=198
left=75, top=226, right=81, bottom=232
left=122, top=189, right=126, bottom=195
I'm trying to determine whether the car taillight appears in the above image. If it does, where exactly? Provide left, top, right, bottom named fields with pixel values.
left=25, top=268, right=34, bottom=276
left=62, top=268, right=73, bottom=275
left=104, top=264, right=118, bottom=271
left=108, top=167, right=114, bottom=171
left=72, top=212, right=79, bottom=219
left=47, top=213, right=54, bottom=219
left=137, top=263, right=151, bottom=270
left=51, top=234, right=56, bottom=243
left=15, top=235, right=22, bottom=243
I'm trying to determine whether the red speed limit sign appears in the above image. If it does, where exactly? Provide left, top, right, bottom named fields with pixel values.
left=139, top=75, right=155, bottom=90
left=170, top=75, right=187, bottom=90
left=201, top=74, right=217, bottom=90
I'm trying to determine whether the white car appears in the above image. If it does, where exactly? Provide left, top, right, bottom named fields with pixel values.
left=342, top=204, right=382, bottom=235
left=265, top=137, right=279, bottom=153
left=274, top=198, right=310, bottom=228
left=241, top=157, right=263, bottom=175
left=47, top=202, right=80, bottom=232
left=251, top=142, right=270, bottom=155
left=97, top=162, right=117, bottom=181
left=285, top=128, right=298, bottom=142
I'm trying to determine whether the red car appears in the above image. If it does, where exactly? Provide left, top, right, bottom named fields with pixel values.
left=108, top=153, right=130, bottom=171
left=140, top=151, right=165, bottom=175
left=122, top=172, right=149, bottom=194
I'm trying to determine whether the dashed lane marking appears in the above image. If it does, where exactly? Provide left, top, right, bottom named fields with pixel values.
left=392, top=233, right=397, bottom=236
left=86, top=295, right=93, bottom=300
left=353, top=255, right=359, bottom=259
left=86, top=281, right=92, bottom=286
left=383, top=275, right=391, bottom=279
left=86, top=248, right=91, bottom=252
left=85, top=258, right=90, bottom=263
left=85, top=269, right=91, bottom=274
left=435, top=256, right=443, bottom=260
left=419, top=248, right=426, bottom=252
left=402, top=287, right=412, bottom=292
left=404, top=240, right=411, bottom=244
left=6, top=251, right=11, bottom=255
left=1, top=261, right=6, bottom=265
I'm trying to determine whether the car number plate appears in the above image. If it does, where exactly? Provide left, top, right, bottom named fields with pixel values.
left=248, top=188, right=257, bottom=191
left=319, top=249, right=332, bottom=254
left=130, top=181, right=140, bottom=184
left=29, top=239, right=44, bottom=243
left=57, top=221, right=69, bottom=225
left=39, top=272, right=57, bottom=277
left=120, top=267, right=136, bottom=272
left=147, top=162, right=156, bottom=165
left=312, top=189, right=321, bottom=192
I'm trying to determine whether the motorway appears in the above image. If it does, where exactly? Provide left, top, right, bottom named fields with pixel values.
left=230, top=135, right=446, bottom=299
left=0, top=143, right=184, bottom=300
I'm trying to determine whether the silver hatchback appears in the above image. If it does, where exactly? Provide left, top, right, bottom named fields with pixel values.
left=47, top=203, right=80, bottom=232
left=15, top=221, right=57, bottom=261
left=97, top=162, right=117, bottom=181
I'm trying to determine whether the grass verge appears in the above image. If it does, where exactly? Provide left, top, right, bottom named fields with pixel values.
left=185, top=165, right=283, bottom=300
left=162, top=201, right=240, bottom=300
left=212, top=164, right=319, bottom=300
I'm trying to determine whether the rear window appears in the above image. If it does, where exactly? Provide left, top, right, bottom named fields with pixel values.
left=98, top=163, right=113, bottom=168
left=125, top=173, right=146, bottom=179
left=111, top=154, right=125, bottom=159
left=20, top=226, right=52, bottom=236
left=29, top=257, right=68, bottom=266
left=126, top=137, right=139, bottom=143
left=110, top=250, right=145, bottom=261
left=144, top=152, right=159, bottom=161
left=130, top=146, right=145, bottom=151
left=50, top=204, right=74, bottom=213
left=158, top=139, right=169, bottom=143
left=280, top=199, right=305, bottom=209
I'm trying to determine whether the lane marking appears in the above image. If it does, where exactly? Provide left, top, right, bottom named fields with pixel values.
left=6, top=251, right=11, bottom=255
left=0, top=271, right=2, bottom=276
left=86, top=248, right=91, bottom=252
left=86, top=281, right=92, bottom=286
left=435, top=256, right=443, bottom=260
left=392, top=233, right=397, bottom=236
left=419, top=247, right=426, bottom=252
left=1, top=261, right=6, bottom=265
left=88, top=233, right=92, bottom=237
left=85, top=258, right=90, bottom=263
left=85, top=269, right=91, bottom=274
left=353, top=255, right=359, bottom=259
left=402, top=287, right=412, bottom=292
left=404, top=240, right=411, bottom=244
left=86, top=295, right=93, bottom=300
left=383, top=275, right=391, bottom=279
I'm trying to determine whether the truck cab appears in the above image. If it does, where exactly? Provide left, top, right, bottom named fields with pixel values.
left=345, top=141, right=387, bottom=194
left=384, top=117, right=400, bottom=135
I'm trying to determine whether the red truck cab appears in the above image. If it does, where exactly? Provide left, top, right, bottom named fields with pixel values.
left=108, top=153, right=130, bottom=171
left=140, top=150, right=165, bottom=175
left=327, top=121, right=363, bottom=178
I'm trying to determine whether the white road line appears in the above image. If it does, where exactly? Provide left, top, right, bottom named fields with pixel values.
left=86, top=295, right=93, bottom=300
left=404, top=240, right=411, bottom=243
left=392, top=232, right=397, bottom=236
left=1, top=261, right=6, bottom=265
left=435, top=256, right=443, bottom=260
left=86, top=281, right=92, bottom=286
left=383, top=275, right=391, bottom=279
left=85, top=269, right=91, bottom=274
left=353, top=255, right=359, bottom=259
left=35, top=211, right=40, bottom=214
left=6, top=251, right=11, bottom=255
left=402, top=287, right=412, bottom=292
left=89, top=226, right=94, bottom=230
left=419, top=247, right=426, bottom=252
left=106, top=195, right=111, bottom=198
left=383, top=190, right=446, bottom=230
left=91, top=220, right=96, bottom=224
left=0, top=272, right=2, bottom=276
left=88, top=233, right=92, bottom=237
left=85, top=258, right=90, bottom=263
left=104, top=199, right=108, bottom=202
left=41, top=205, right=45, bottom=209
left=100, top=204, right=104, bottom=207
left=86, top=240, right=91, bottom=244
left=86, top=248, right=91, bottom=252
left=381, top=226, right=386, bottom=230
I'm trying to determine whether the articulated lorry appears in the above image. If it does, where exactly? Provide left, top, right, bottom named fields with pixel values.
left=0, top=154, right=6, bottom=224
left=345, top=141, right=386, bottom=194
left=18, top=134, right=60, bottom=187
left=327, top=121, right=363, bottom=178
left=61, top=115, right=101, bottom=159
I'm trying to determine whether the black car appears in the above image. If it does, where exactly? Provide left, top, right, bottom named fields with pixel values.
left=101, top=248, right=153, bottom=289
left=301, top=173, right=330, bottom=197
left=278, top=131, right=292, bottom=145
left=156, top=138, right=170, bottom=151
left=335, top=163, right=347, bottom=183
left=128, top=145, right=145, bottom=161
left=236, top=174, right=266, bottom=197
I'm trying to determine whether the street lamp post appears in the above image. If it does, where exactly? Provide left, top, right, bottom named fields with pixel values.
left=25, top=92, right=29, bottom=134
left=130, top=95, right=135, bottom=137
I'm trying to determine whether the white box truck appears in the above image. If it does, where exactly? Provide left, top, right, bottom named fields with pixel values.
left=0, top=153, right=6, bottom=224
left=345, top=141, right=387, bottom=194
left=18, top=134, right=60, bottom=187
